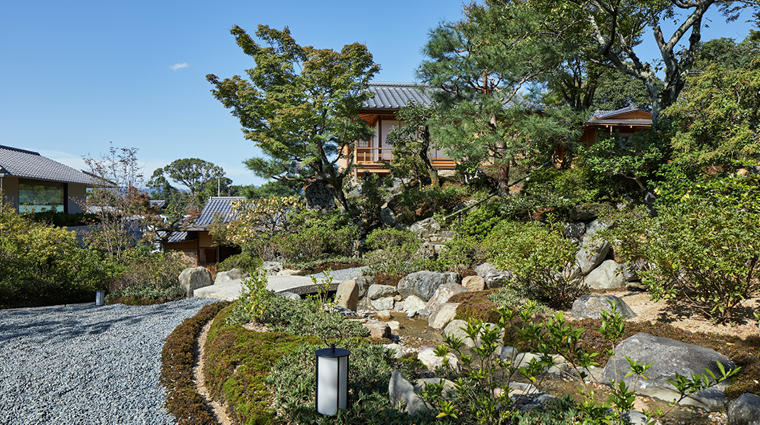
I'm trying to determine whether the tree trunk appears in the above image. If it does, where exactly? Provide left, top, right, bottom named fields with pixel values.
left=498, top=163, right=510, bottom=197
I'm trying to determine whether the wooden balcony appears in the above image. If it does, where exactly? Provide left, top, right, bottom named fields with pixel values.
left=353, top=147, right=456, bottom=170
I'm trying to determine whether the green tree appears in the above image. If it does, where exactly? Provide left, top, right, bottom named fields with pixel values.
left=384, top=102, right=440, bottom=188
left=206, top=25, right=379, bottom=212
left=148, top=158, right=226, bottom=196
left=557, top=0, right=760, bottom=121
left=419, top=1, right=584, bottom=196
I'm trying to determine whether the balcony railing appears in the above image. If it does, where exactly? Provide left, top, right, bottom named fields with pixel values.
left=354, top=147, right=455, bottom=169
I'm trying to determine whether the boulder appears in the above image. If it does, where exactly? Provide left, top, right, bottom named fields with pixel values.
left=397, top=271, right=461, bottom=302
left=418, top=347, right=460, bottom=372
left=304, top=179, right=335, bottom=210
left=585, top=219, right=612, bottom=238
left=462, top=275, right=485, bottom=292
left=428, top=303, right=459, bottom=329
left=354, top=276, right=374, bottom=299
left=728, top=393, right=760, bottom=425
left=362, top=319, right=391, bottom=339
left=601, top=332, right=737, bottom=411
left=400, top=295, right=427, bottom=315
left=383, top=344, right=415, bottom=359
left=443, top=319, right=474, bottom=347
left=335, top=280, right=359, bottom=311
left=380, top=208, right=396, bottom=227
left=564, top=222, right=586, bottom=241
left=389, top=370, right=431, bottom=415
left=426, top=282, right=467, bottom=313
left=367, top=284, right=397, bottom=300
left=214, top=268, right=249, bottom=285
left=576, top=238, right=611, bottom=275
left=568, top=204, right=605, bottom=221
left=584, top=260, right=627, bottom=289
left=414, top=242, right=438, bottom=260
left=179, top=267, right=213, bottom=297
left=474, top=263, right=513, bottom=289
left=570, top=295, right=637, bottom=320
left=377, top=310, right=392, bottom=320
left=371, top=296, right=395, bottom=311
left=409, top=217, right=441, bottom=238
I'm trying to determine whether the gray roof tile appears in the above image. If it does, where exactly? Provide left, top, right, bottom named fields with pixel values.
left=0, top=145, right=99, bottom=185
left=188, top=196, right=246, bottom=231
left=362, top=82, right=433, bottom=109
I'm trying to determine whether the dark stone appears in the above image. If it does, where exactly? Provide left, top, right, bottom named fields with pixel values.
left=570, top=295, right=636, bottom=320
left=728, top=393, right=760, bottom=425
left=304, top=179, right=336, bottom=210
left=568, top=204, right=606, bottom=221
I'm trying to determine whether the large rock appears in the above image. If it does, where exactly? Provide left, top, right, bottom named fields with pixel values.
left=443, top=319, right=474, bottom=347
left=418, top=347, right=460, bottom=372
left=354, top=276, right=374, bottom=299
left=584, top=260, right=627, bottom=290
left=576, top=238, right=611, bottom=275
left=371, top=296, right=395, bottom=311
left=428, top=303, right=459, bottom=329
left=400, top=295, right=427, bottom=315
left=304, top=179, right=335, bottom=210
left=367, top=284, right=397, bottom=300
left=570, top=295, right=636, bottom=320
left=214, top=268, right=249, bottom=285
left=362, top=319, right=391, bottom=339
left=601, top=333, right=737, bottom=411
left=462, top=275, right=485, bottom=292
left=261, top=261, right=282, bottom=276
left=179, top=267, right=213, bottom=297
left=564, top=222, right=586, bottom=241
left=380, top=208, right=396, bottom=227
left=335, top=280, right=359, bottom=311
left=728, top=393, right=760, bottom=425
left=397, top=271, right=461, bottom=302
left=389, top=370, right=431, bottom=415
left=474, top=263, right=513, bottom=289
left=426, top=282, right=467, bottom=313
left=409, top=217, right=441, bottom=238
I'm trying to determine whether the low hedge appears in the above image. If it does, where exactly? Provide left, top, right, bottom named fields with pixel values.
left=160, top=301, right=230, bottom=425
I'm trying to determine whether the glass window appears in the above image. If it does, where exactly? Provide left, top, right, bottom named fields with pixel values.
left=19, top=179, right=65, bottom=213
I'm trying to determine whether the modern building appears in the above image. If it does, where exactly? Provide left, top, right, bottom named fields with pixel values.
left=0, top=145, right=100, bottom=213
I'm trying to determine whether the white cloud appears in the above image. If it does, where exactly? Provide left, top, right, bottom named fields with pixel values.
left=169, top=62, right=189, bottom=71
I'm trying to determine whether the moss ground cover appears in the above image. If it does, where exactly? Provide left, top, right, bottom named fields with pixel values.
left=161, top=301, right=230, bottom=425
left=203, top=304, right=318, bottom=425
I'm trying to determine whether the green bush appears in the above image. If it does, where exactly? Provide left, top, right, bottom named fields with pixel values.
left=266, top=341, right=435, bottom=425
left=259, top=293, right=369, bottom=340
left=0, top=203, right=114, bottom=307
left=364, top=228, right=422, bottom=275
left=393, top=185, right=468, bottom=224
left=31, top=210, right=100, bottom=227
left=106, top=247, right=193, bottom=304
left=483, top=220, right=581, bottom=309
left=217, top=251, right=262, bottom=274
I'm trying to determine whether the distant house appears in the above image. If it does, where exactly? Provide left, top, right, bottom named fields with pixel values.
left=0, top=145, right=100, bottom=213
left=165, top=196, right=244, bottom=266
left=579, top=105, right=653, bottom=146
left=338, top=82, right=456, bottom=181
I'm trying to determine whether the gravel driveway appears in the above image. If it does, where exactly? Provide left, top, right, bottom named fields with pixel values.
left=0, top=298, right=219, bottom=425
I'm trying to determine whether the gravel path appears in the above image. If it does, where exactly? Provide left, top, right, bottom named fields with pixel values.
left=0, top=298, right=219, bottom=425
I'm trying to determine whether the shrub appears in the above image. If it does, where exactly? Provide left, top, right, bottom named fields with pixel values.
left=482, top=220, right=582, bottom=309
left=259, top=294, right=369, bottom=340
left=0, top=203, right=112, bottom=307
left=160, top=301, right=229, bottom=425
left=226, top=269, right=271, bottom=326
left=392, top=185, right=468, bottom=224
left=266, top=340, right=434, bottom=425
left=106, top=247, right=193, bottom=304
left=364, top=228, right=422, bottom=275
left=216, top=251, right=262, bottom=274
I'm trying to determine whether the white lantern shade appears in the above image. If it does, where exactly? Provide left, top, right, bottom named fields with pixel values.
left=315, top=345, right=349, bottom=415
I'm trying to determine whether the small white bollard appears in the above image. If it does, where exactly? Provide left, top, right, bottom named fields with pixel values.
left=95, top=290, right=106, bottom=306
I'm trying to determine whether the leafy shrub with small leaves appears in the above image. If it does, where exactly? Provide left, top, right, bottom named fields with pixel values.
left=365, top=228, right=422, bottom=275
left=266, top=340, right=438, bottom=425
left=216, top=251, right=262, bottom=273
left=392, top=185, right=468, bottom=224
left=259, top=293, right=369, bottom=340
left=226, top=269, right=272, bottom=326
left=482, top=220, right=582, bottom=309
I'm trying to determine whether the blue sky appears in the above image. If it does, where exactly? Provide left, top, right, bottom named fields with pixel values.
left=0, top=1, right=755, bottom=188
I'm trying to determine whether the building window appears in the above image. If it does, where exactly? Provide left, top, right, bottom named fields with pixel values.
left=19, top=179, right=65, bottom=213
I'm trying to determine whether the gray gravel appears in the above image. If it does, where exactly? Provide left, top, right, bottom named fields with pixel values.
left=0, top=297, right=220, bottom=425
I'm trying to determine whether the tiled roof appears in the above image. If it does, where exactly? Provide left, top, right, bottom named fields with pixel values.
left=589, top=104, right=648, bottom=122
left=0, top=145, right=99, bottom=185
left=187, top=196, right=246, bottom=231
left=362, top=82, right=433, bottom=109
left=167, top=231, right=196, bottom=243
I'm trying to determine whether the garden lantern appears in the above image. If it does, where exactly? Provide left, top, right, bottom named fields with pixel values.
left=95, top=290, right=106, bottom=306
left=315, top=343, right=350, bottom=415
